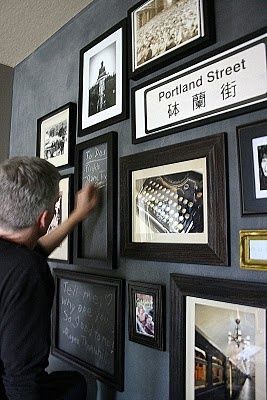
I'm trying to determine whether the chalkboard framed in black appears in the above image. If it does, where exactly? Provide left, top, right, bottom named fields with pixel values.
left=74, top=132, right=117, bottom=269
left=51, top=269, right=125, bottom=391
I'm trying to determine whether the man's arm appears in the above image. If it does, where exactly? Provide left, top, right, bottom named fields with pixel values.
left=38, top=183, right=98, bottom=256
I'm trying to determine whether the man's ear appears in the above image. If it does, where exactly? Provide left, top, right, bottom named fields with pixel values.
left=37, top=210, right=52, bottom=232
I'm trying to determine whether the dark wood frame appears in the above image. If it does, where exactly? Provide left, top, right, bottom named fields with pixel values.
left=131, top=28, right=267, bottom=144
left=48, top=173, right=74, bottom=264
left=170, top=273, right=267, bottom=400
left=120, top=133, right=228, bottom=265
left=128, top=0, right=214, bottom=80
left=37, top=102, right=76, bottom=169
left=51, top=269, right=125, bottom=391
left=128, top=281, right=165, bottom=350
left=237, top=119, right=267, bottom=215
left=78, top=19, right=128, bottom=137
left=73, top=132, right=117, bottom=269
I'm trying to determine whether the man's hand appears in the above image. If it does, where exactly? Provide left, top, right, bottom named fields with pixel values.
left=72, top=183, right=99, bottom=223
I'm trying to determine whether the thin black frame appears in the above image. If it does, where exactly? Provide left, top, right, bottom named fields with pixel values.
left=237, top=119, right=267, bottom=215
left=120, top=133, right=228, bottom=266
left=48, top=173, right=74, bottom=264
left=170, top=273, right=267, bottom=400
left=131, top=28, right=267, bottom=144
left=73, top=132, right=117, bottom=269
left=78, top=19, right=128, bottom=137
left=37, top=102, right=76, bottom=169
left=128, top=0, right=215, bottom=80
left=128, top=281, right=165, bottom=350
left=51, top=268, right=125, bottom=391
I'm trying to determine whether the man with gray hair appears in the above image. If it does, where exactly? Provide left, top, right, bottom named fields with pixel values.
left=0, top=156, right=98, bottom=400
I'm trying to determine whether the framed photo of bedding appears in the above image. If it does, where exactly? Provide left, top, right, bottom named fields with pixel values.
left=128, top=0, right=214, bottom=79
left=120, top=132, right=228, bottom=265
left=170, top=273, right=267, bottom=400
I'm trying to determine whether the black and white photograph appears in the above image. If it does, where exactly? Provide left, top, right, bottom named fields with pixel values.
left=253, top=136, right=267, bottom=198
left=79, top=20, right=127, bottom=136
left=129, top=0, right=214, bottom=78
left=37, top=103, right=76, bottom=169
left=48, top=175, right=73, bottom=263
left=132, top=158, right=207, bottom=244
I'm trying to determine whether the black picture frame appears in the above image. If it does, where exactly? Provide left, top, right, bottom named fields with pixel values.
left=128, top=0, right=214, bottom=80
left=78, top=19, right=128, bottom=137
left=73, top=132, right=117, bottom=269
left=170, top=274, right=267, bottom=400
left=48, top=173, right=74, bottom=264
left=131, top=28, right=267, bottom=144
left=37, top=102, right=76, bottom=169
left=128, top=281, right=165, bottom=350
left=120, top=133, right=228, bottom=266
left=51, top=269, right=125, bottom=391
left=237, top=119, right=267, bottom=215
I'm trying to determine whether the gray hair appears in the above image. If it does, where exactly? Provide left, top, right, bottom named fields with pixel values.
left=0, top=156, right=60, bottom=231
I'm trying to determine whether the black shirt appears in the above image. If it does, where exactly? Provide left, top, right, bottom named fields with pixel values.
left=0, top=238, right=54, bottom=399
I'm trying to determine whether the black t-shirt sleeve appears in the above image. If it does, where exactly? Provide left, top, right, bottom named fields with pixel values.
left=0, top=261, right=51, bottom=400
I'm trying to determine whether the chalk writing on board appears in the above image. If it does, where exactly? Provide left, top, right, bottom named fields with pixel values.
left=58, top=279, right=115, bottom=374
left=82, top=144, right=107, bottom=187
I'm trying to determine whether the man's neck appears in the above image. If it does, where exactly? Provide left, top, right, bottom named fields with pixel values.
left=0, top=226, right=39, bottom=249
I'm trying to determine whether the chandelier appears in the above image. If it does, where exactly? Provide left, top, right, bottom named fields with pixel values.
left=228, top=318, right=250, bottom=348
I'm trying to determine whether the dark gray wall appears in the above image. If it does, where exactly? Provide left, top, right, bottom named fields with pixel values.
left=9, top=1, right=267, bottom=399
left=0, top=64, right=13, bottom=162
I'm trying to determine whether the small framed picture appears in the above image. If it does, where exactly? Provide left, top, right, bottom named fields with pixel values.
left=237, top=120, right=267, bottom=214
left=48, top=174, right=73, bottom=263
left=37, top=103, right=76, bottom=169
left=120, top=133, right=228, bottom=265
left=240, top=230, right=267, bottom=271
left=170, top=274, right=267, bottom=400
left=128, top=281, right=164, bottom=350
left=128, top=0, right=214, bottom=79
left=78, top=19, right=128, bottom=136
left=74, top=132, right=117, bottom=269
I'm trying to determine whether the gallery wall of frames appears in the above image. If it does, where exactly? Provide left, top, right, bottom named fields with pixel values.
left=9, top=0, right=267, bottom=399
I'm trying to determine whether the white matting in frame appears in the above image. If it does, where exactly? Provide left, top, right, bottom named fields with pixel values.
left=82, top=28, right=123, bottom=130
left=40, top=108, right=70, bottom=168
left=186, top=296, right=266, bottom=400
left=131, top=157, right=208, bottom=244
left=253, top=135, right=267, bottom=199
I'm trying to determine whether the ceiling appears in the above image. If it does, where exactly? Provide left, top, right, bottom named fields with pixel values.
left=0, top=0, right=94, bottom=67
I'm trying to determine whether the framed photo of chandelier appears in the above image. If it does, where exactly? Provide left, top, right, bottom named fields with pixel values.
left=170, top=274, right=267, bottom=400
left=78, top=19, right=128, bottom=136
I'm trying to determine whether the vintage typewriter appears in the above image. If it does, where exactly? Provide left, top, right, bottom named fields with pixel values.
left=136, top=171, right=203, bottom=234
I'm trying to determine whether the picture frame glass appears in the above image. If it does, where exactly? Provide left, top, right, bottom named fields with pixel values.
left=135, top=292, right=155, bottom=338
left=252, top=135, right=267, bottom=199
left=48, top=176, right=70, bottom=261
left=40, top=108, right=69, bottom=168
left=82, top=27, right=123, bottom=130
left=186, top=296, right=266, bottom=400
left=132, top=157, right=208, bottom=243
left=131, top=0, right=204, bottom=72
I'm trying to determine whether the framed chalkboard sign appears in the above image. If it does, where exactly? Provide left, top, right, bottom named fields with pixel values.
left=74, top=132, right=117, bottom=269
left=51, top=269, right=125, bottom=391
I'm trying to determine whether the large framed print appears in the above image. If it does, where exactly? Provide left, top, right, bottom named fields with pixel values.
left=78, top=20, right=128, bottom=136
left=74, top=132, right=117, bottom=269
left=51, top=269, right=124, bottom=391
left=120, top=133, right=228, bottom=265
left=128, top=281, right=165, bottom=350
left=170, top=274, right=267, bottom=400
left=237, top=120, right=267, bottom=214
left=132, top=28, right=267, bottom=143
left=37, top=103, right=76, bottom=168
left=128, top=0, right=214, bottom=80
left=48, top=174, right=73, bottom=263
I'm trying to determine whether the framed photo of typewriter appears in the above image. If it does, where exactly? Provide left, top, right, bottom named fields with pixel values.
left=170, top=274, right=267, bottom=400
left=120, top=133, right=228, bottom=265
left=237, top=120, right=267, bottom=214
left=128, top=281, right=165, bottom=350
